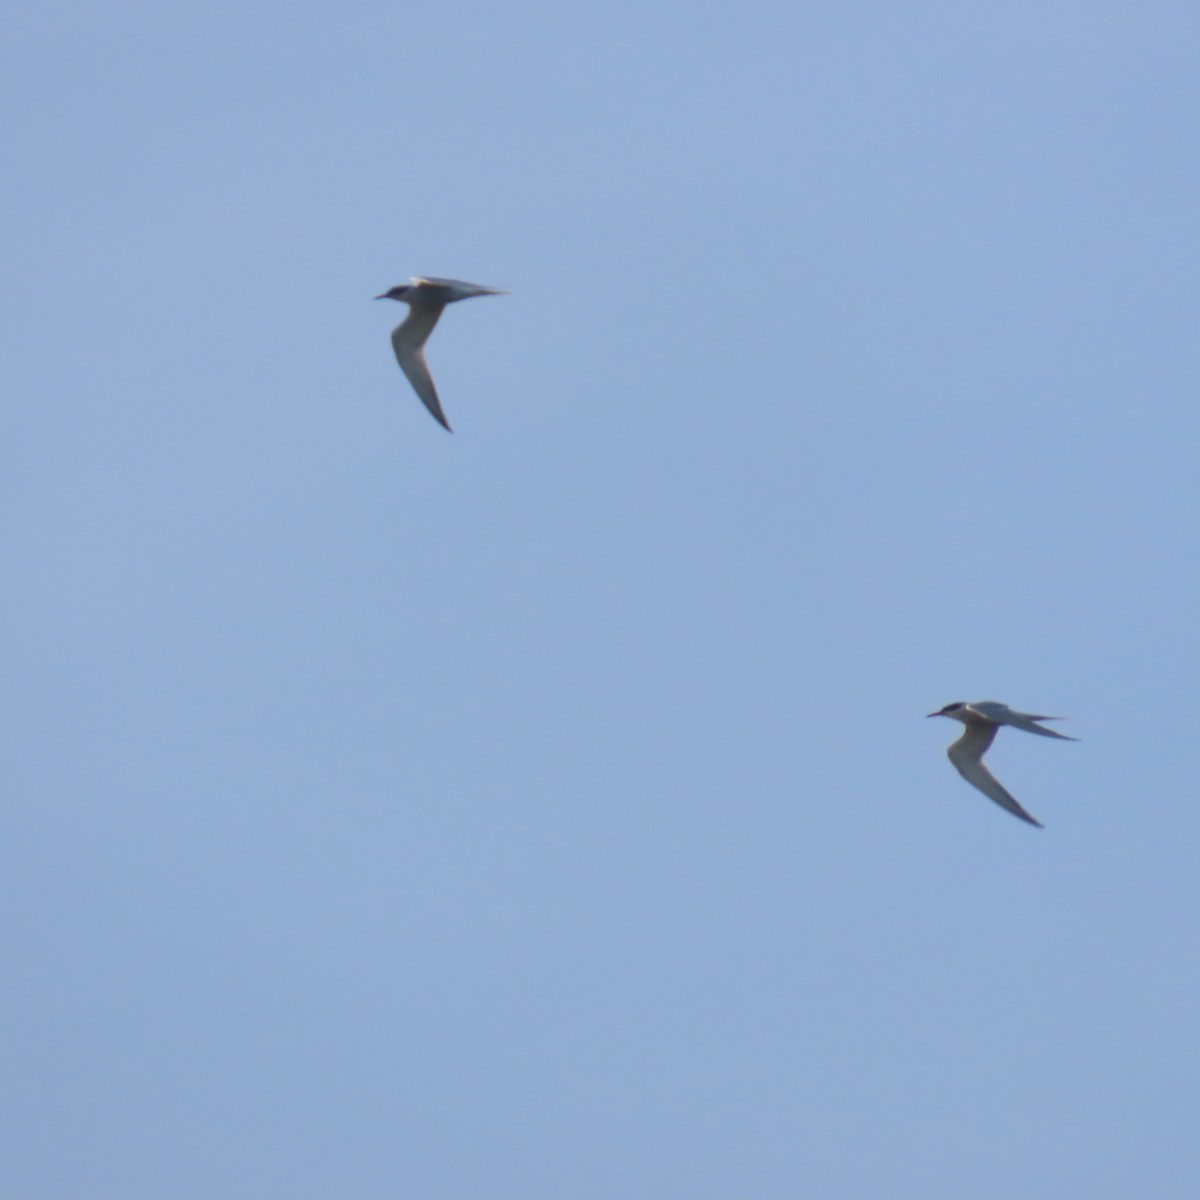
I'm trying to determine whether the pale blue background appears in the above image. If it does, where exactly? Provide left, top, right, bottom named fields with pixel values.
left=5, top=2, right=1199, bottom=1196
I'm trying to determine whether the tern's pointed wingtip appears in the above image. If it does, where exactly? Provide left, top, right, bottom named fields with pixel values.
left=1013, top=808, right=1046, bottom=829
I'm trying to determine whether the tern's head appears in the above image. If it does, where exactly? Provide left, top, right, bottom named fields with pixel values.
left=374, top=285, right=412, bottom=303
left=927, top=701, right=968, bottom=721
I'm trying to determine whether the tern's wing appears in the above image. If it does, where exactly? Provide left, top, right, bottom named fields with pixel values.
left=412, top=276, right=476, bottom=289
left=947, top=724, right=1044, bottom=828
left=391, top=304, right=452, bottom=431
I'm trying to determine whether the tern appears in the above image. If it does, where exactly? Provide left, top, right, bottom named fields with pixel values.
left=375, top=276, right=505, bottom=431
left=927, top=701, right=1078, bottom=828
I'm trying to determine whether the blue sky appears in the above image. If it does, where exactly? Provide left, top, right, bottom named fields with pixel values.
left=5, top=1, right=1200, bottom=1196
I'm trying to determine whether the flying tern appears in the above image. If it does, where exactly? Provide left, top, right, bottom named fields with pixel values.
left=375, top=276, right=505, bottom=431
left=927, top=701, right=1078, bottom=828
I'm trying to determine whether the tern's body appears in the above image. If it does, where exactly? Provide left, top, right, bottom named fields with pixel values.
left=927, top=701, right=1078, bottom=828
left=375, top=276, right=504, bottom=431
